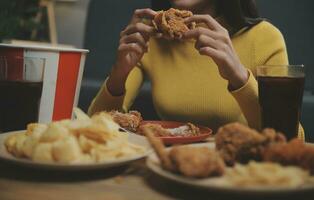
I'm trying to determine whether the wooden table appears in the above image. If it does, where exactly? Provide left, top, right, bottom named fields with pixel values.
left=0, top=138, right=221, bottom=200
left=0, top=159, right=225, bottom=200
left=1, top=137, right=314, bottom=200
left=0, top=159, right=312, bottom=200
left=0, top=159, right=217, bottom=200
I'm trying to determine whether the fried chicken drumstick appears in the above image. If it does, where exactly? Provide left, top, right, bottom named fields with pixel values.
left=143, top=127, right=225, bottom=178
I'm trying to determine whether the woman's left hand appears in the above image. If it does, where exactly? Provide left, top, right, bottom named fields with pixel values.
left=184, top=15, right=248, bottom=90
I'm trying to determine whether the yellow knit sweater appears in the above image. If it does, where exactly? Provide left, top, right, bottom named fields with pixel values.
left=88, top=21, right=304, bottom=139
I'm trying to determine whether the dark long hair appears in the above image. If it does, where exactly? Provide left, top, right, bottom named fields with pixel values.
left=151, top=0, right=263, bottom=34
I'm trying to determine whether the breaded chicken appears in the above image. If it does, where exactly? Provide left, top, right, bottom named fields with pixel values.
left=215, top=123, right=286, bottom=166
left=137, top=122, right=200, bottom=137
left=152, top=8, right=196, bottom=39
left=263, top=138, right=314, bottom=174
left=184, top=123, right=201, bottom=135
left=138, top=123, right=171, bottom=137
left=109, top=110, right=142, bottom=132
left=169, top=146, right=225, bottom=178
left=142, top=126, right=225, bottom=178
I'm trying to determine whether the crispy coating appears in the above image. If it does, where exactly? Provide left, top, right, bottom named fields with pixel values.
left=152, top=8, right=196, bottom=40
left=215, top=123, right=286, bottom=166
left=138, top=123, right=171, bottom=136
left=186, top=123, right=201, bottom=135
left=169, top=146, right=225, bottom=178
left=142, top=126, right=174, bottom=171
left=109, top=110, right=142, bottom=132
left=263, top=138, right=314, bottom=174
left=142, top=126, right=225, bottom=178
left=138, top=122, right=201, bottom=137
left=262, top=128, right=287, bottom=143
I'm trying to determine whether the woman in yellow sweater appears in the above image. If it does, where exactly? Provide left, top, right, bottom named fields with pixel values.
left=88, top=0, right=304, bottom=138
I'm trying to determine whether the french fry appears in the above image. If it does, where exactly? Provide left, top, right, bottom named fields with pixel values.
left=73, top=107, right=90, bottom=121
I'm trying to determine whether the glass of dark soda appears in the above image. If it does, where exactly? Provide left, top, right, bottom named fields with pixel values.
left=0, top=56, right=45, bottom=132
left=257, top=65, right=305, bottom=140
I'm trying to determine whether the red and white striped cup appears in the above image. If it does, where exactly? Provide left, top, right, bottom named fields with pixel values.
left=0, top=43, right=89, bottom=123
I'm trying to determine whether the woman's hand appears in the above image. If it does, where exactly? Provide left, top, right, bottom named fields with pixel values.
left=184, top=15, right=248, bottom=90
left=107, top=8, right=156, bottom=95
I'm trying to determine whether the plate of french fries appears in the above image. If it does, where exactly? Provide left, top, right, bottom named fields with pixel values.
left=0, top=108, right=151, bottom=170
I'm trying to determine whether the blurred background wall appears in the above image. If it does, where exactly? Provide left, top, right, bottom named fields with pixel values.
left=55, top=0, right=90, bottom=48
left=53, top=0, right=314, bottom=140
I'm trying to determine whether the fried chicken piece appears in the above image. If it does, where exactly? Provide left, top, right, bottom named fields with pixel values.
left=138, top=122, right=201, bottom=137
left=185, top=123, right=201, bottom=135
left=152, top=8, right=196, bottom=40
left=142, top=126, right=175, bottom=171
left=109, top=110, right=142, bottom=132
left=261, top=128, right=287, bottom=143
left=142, top=126, right=225, bottom=178
left=215, top=123, right=286, bottom=166
left=263, top=138, right=314, bottom=174
left=138, top=123, right=171, bottom=136
left=169, top=146, right=225, bottom=178
left=299, top=146, right=314, bottom=174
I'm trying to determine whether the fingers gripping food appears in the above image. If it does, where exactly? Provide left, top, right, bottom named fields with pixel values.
left=152, top=8, right=196, bottom=40
left=4, top=109, right=145, bottom=164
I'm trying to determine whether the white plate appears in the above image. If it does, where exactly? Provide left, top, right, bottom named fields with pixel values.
left=0, top=131, right=151, bottom=170
left=146, top=143, right=314, bottom=196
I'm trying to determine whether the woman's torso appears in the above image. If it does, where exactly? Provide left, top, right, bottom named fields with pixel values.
left=139, top=21, right=272, bottom=131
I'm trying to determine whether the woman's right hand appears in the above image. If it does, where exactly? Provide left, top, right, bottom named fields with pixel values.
left=107, top=8, right=156, bottom=96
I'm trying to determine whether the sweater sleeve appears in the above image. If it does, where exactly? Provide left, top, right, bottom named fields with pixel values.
left=230, top=21, right=304, bottom=139
left=230, top=69, right=260, bottom=129
left=88, top=65, right=144, bottom=115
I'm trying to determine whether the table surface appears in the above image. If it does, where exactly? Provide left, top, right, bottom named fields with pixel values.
left=0, top=159, right=218, bottom=200
left=1, top=141, right=314, bottom=200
